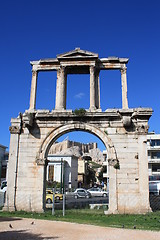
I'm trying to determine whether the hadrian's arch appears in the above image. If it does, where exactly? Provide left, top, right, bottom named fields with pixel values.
left=5, top=48, right=152, bottom=214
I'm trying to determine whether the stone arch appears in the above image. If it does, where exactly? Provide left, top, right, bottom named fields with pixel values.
left=36, top=123, right=117, bottom=164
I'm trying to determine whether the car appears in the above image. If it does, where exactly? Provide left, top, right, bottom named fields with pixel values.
left=87, top=187, right=108, bottom=197
left=0, top=180, right=7, bottom=193
left=46, top=189, right=63, bottom=203
left=73, top=188, right=91, bottom=199
left=149, top=181, right=160, bottom=195
left=1, top=180, right=7, bottom=189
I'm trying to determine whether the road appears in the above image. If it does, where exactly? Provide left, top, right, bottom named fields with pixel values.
left=46, top=195, right=109, bottom=209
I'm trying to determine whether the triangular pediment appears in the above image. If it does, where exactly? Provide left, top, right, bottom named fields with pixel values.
left=57, top=48, right=98, bottom=60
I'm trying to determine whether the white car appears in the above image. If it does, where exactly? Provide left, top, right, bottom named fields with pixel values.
left=87, top=187, right=108, bottom=197
left=0, top=186, right=7, bottom=193
left=149, top=181, right=160, bottom=195
left=0, top=180, right=7, bottom=193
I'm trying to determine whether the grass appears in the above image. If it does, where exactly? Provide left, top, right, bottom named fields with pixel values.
left=0, top=209, right=160, bottom=231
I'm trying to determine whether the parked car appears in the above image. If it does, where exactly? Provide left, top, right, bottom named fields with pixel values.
left=1, top=180, right=7, bottom=189
left=46, top=189, right=63, bottom=203
left=0, top=180, right=7, bottom=193
left=74, top=188, right=91, bottom=199
left=87, top=187, right=108, bottom=197
left=149, top=181, right=160, bottom=195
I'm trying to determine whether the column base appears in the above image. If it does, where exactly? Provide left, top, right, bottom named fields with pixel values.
left=104, top=206, right=152, bottom=215
left=3, top=205, right=16, bottom=212
left=52, top=109, right=72, bottom=113
left=104, top=209, right=119, bottom=215
left=89, top=107, right=102, bottom=112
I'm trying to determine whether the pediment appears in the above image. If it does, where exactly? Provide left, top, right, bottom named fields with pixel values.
left=57, top=48, right=98, bottom=60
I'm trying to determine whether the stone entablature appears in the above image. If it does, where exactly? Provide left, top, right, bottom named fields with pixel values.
left=23, top=108, right=152, bottom=135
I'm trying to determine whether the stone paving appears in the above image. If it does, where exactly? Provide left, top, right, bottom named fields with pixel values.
left=0, top=217, right=160, bottom=240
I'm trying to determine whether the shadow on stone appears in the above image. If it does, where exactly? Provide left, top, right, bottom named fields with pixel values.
left=0, top=229, right=59, bottom=240
left=0, top=217, right=22, bottom=222
left=29, top=122, right=41, bottom=139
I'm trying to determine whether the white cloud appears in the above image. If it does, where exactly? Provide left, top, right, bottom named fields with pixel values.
left=74, top=92, right=85, bottom=99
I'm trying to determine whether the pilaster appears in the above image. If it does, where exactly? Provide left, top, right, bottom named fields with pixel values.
left=3, top=123, right=21, bottom=211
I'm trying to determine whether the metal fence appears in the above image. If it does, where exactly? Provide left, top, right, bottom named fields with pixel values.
left=0, top=192, right=5, bottom=208
left=149, top=195, right=160, bottom=212
left=0, top=192, right=160, bottom=212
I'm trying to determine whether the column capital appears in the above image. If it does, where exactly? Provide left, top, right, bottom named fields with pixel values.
left=59, top=66, right=66, bottom=78
left=60, top=65, right=66, bottom=72
left=36, top=157, right=48, bottom=166
left=57, top=66, right=65, bottom=73
left=90, top=65, right=96, bottom=74
left=9, top=126, right=21, bottom=134
left=120, top=66, right=127, bottom=74
left=32, top=69, right=38, bottom=75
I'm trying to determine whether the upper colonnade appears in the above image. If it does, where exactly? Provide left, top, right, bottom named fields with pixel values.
left=29, top=48, right=129, bottom=111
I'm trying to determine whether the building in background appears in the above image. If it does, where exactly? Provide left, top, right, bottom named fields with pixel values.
left=78, top=158, right=88, bottom=187
left=0, top=144, right=8, bottom=183
left=47, top=154, right=78, bottom=190
left=102, top=150, right=109, bottom=190
left=102, top=134, right=160, bottom=185
left=147, top=133, right=160, bottom=179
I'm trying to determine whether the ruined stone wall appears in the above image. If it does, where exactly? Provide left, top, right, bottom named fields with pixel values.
left=49, top=140, right=97, bottom=155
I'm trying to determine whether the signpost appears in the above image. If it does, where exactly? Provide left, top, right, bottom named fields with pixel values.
left=52, top=189, right=55, bottom=215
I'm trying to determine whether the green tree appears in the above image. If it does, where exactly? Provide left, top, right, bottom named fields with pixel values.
left=98, top=166, right=107, bottom=182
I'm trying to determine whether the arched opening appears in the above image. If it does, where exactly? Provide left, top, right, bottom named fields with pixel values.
left=37, top=123, right=116, bottom=211
left=46, top=131, right=108, bottom=191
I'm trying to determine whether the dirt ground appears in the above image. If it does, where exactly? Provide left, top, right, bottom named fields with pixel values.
left=0, top=217, right=160, bottom=240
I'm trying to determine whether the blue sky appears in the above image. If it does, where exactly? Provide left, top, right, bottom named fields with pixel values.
left=0, top=0, right=160, bottom=151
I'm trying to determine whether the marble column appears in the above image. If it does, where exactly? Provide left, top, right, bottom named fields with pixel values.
left=90, top=66, right=96, bottom=110
left=29, top=70, right=38, bottom=110
left=55, top=66, right=66, bottom=110
left=121, top=66, right=128, bottom=109
left=64, top=70, right=67, bottom=109
left=55, top=68, right=60, bottom=110
left=95, top=70, right=100, bottom=109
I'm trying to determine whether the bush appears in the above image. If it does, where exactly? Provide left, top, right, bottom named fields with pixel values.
left=73, top=108, right=86, bottom=116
